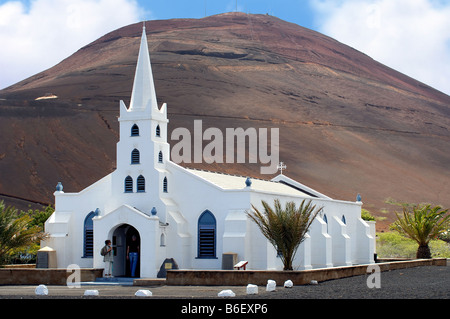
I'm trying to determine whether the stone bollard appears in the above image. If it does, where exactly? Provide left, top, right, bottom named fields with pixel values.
left=284, top=280, right=294, bottom=288
left=135, top=289, right=153, bottom=297
left=84, top=290, right=99, bottom=296
left=35, top=285, right=48, bottom=296
left=246, top=284, right=259, bottom=295
left=266, top=280, right=276, bottom=292
left=218, top=289, right=236, bottom=297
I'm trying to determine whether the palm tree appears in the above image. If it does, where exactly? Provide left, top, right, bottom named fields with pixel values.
left=247, top=199, right=322, bottom=270
left=391, top=204, right=449, bottom=259
left=0, top=201, right=47, bottom=266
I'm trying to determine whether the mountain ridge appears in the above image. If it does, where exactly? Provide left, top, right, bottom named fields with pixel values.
left=1, top=12, right=449, bottom=230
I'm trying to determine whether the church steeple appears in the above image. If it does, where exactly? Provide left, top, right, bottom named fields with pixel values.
left=116, top=20, right=170, bottom=179
left=129, top=24, right=158, bottom=113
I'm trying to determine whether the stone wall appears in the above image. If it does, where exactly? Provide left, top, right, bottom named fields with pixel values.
left=0, top=268, right=103, bottom=285
left=166, top=259, right=447, bottom=286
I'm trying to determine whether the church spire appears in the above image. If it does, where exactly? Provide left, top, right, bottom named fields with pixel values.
left=129, top=23, right=158, bottom=113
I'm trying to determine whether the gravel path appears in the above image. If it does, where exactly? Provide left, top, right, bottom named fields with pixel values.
left=0, top=266, right=448, bottom=299
left=249, top=265, right=450, bottom=299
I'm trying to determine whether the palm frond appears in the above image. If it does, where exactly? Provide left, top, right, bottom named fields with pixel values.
left=0, top=201, right=48, bottom=265
left=391, top=204, right=449, bottom=258
left=247, top=199, right=322, bottom=270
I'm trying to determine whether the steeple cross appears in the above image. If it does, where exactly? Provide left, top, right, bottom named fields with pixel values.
left=277, top=162, right=287, bottom=175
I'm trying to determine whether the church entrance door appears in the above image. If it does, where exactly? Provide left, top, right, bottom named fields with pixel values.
left=112, top=224, right=140, bottom=277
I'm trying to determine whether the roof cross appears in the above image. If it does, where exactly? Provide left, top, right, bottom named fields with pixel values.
left=277, top=162, right=287, bottom=175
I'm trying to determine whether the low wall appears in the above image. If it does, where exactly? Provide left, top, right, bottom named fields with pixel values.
left=0, top=268, right=104, bottom=285
left=0, top=259, right=446, bottom=286
left=166, top=259, right=447, bottom=286
left=3, top=264, right=36, bottom=269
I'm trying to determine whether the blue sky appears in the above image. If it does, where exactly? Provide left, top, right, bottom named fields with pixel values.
left=0, top=0, right=449, bottom=95
left=142, top=0, right=316, bottom=28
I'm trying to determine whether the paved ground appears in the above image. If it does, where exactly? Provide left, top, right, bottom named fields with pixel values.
left=0, top=265, right=448, bottom=299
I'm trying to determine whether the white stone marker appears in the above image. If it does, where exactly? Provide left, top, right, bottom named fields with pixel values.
left=135, top=289, right=153, bottom=297
left=266, top=280, right=276, bottom=292
left=246, top=284, right=259, bottom=295
left=84, top=290, right=99, bottom=296
left=218, top=289, right=236, bottom=297
left=35, top=285, right=48, bottom=296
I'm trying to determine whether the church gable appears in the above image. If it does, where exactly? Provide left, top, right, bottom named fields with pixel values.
left=99, top=204, right=155, bottom=223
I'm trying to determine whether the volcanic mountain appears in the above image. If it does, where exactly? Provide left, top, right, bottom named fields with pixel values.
left=1, top=12, right=449, bottom=230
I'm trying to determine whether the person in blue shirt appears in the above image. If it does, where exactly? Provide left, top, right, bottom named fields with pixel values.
left=126, top=235, right=139, bottom=277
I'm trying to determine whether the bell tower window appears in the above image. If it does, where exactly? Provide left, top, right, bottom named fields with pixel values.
left=137, top=175, right=145, bottom=192
left=125, top=176, right=133, bottom=193
left=131, top=149, right=140, bottom=164
left=156, top=125, right=161, bottom=137
left=131, top=124, right=139, bottom=136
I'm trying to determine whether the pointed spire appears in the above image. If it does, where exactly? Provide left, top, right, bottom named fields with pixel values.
left=129, top=22, right=158, bottom=113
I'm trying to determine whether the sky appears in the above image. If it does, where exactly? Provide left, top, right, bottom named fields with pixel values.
left=0, top=0, right=449, bottom=95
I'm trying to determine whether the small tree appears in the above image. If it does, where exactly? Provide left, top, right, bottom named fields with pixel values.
left=247, top=199, right=322, bottom=270
left=361, top=209, right=376, bottom=221
left=391, top=204, right=449, bottom=259
left=19, top=205, right=54, bottom=231
left=0, top=201, right=47, bottom=266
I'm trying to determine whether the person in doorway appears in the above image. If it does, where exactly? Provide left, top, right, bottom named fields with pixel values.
left=126, top=235, right=139, bottom=277
left=100, top=239, right=114, bottom=277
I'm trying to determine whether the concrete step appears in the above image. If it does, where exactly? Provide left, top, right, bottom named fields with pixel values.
left=83, top=277, right=166, bottom=286
left=96, top=277, right=135, bottom=283
left=81, top=277, right=135, bottom=286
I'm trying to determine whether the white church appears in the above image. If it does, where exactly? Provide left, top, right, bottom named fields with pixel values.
left=43, top=26, right=375, bottom=278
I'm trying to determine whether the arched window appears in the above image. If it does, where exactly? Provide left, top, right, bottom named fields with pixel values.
left=125, top=176, right=133, bottom=193
left=197, top=210, right=216, bottom=258
left=156, top=125, right=161, bottom=137
left=163, top=177, right=168, bottom=193
left=83, top=211, right=96, bottom=258
left=131, top=149, right=140, bottom=164
left=198, top=210, right=216, bottom=258
left=323, top=214, right=328, bottom=233
left=158, top=151, right=163, bottom=163
left=342, top=215, right=346, bottom=225
left=137, top=175, right=145, bottom=192
left=131, top=124, right=139, bottom=136
left=160, top=233, right=166, bottom=247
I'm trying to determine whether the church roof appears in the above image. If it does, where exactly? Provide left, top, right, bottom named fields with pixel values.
left=186, top=169, right=313, bottom=198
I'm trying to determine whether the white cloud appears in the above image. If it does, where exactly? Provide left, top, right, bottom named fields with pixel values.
left=0, top=0, right=144, bottom=89
left=310, top=0, right=450, bottom=95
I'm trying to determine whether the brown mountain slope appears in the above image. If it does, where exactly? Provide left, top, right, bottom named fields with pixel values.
left=1, top=12, right=449, bottom=230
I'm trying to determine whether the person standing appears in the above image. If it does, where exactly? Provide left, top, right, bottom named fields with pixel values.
left=101, top=239, right=114, bottom=277
left=126, top=235, right=139, bottom=277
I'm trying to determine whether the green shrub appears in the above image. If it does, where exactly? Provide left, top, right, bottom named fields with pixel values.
left=361, top=209, right=376, bottom=221
left=377, top=231, right=450, bottom=258
left=0, top=202, right=52, bottom=265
